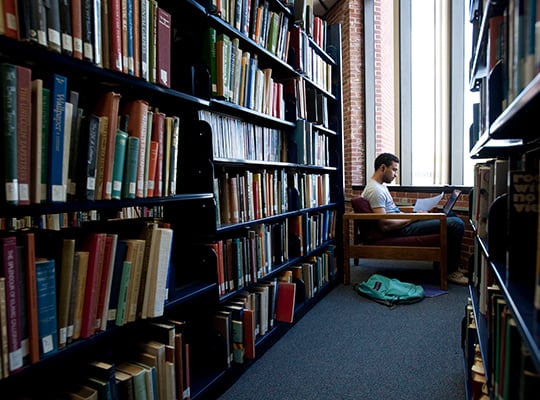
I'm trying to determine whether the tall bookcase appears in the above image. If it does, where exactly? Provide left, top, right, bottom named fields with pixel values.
left=0, top=0, right=343, bottom=399
left=465, top=1, right=540, bottom=399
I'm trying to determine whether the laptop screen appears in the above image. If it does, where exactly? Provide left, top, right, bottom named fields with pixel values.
left=442, top=189, right=462, bottom=215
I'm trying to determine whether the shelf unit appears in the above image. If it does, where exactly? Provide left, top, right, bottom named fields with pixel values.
left=0, top=0, right=343, bottom=398
left=465, top=1, right=540, bottom=399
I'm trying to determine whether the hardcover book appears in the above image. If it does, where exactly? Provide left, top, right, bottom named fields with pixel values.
left=94, top=91, right=121, bottom=200
left=122, top=135, right=140, bottom=199
left=16, top=65, right=32, bottom=205
left=47, top=73, right=68, bottom=203
left=57, top=239, right=76, bottom=349
left=111, top=129, right=128, bottom=200
left=156, top=7, right=171, bottom=87
left=35, top=258, right=59, bottom=358
left=72, top=0, right=84, bottom=59
left=1, top=63, right=18, bottom=205
left=122, top=100, right=149, bottom=198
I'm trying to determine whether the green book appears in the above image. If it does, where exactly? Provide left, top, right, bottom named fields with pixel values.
left=116, top=260, right=132, bottom=326
left=111, top=130, right=128, bottom=200
left=122, top=136, right=139, bottom=199
left=1, top=63, right=18, bottom=204
left=204, top=27, right=217, bottom=96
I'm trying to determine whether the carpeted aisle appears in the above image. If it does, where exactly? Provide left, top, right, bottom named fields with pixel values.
left=217, top=259, right=468, bottom=400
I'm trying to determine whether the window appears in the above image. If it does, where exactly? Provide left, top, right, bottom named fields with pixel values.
left=364, top=1, right=474, bottom=186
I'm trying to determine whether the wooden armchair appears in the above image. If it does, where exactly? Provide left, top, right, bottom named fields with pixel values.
left=343, top=196, right=448, bottom=290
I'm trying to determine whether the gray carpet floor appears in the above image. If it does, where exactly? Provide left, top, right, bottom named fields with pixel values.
left=217, top=259, right=468, bottom=400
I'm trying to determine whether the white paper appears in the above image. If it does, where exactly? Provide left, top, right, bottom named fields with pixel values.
left=413, top=192, right=444, bottom=212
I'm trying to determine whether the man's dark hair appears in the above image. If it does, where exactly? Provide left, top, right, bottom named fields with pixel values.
left=374, top=153, right=400, bottom=170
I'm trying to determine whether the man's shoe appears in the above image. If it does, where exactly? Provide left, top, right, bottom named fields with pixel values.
left=448, top=271, right=468, bottom=286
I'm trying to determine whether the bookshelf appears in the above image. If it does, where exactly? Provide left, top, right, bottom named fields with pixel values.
left=0, top=0, right=343, bottom=399
left=465, top=1, right=540, bottom=399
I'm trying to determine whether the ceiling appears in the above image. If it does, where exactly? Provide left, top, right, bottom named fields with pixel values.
left=313, top=0, right=342, bottom=16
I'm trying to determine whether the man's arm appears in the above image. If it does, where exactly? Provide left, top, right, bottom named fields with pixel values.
left=371, top=206, right=412, bottom=232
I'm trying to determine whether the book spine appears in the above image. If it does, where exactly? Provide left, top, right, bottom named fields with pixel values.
left=146, top=140, right=159, bottom=197
left=60, top=0, right=74, bottom=56
left=81, top=114, right=100, bottom=200
left=151, top=111, right=164, bottom=197
left=80, top=233, right=106, bottom=339
left=123, top=100, right=149, bottom=198
left=46, top=0, right=62, bottom=52
left=1, top=237, right=23, bottom=372
left=140, top=0, right=149, bottom=80
left=156, top=7, right=171, bottom=87
left=112, top=130, right=128, bottom=200
left=71, top=0, right=83, bottom=59
left=126, top=0, right=134, bottom=75
left=35, top=259, right=59, bottom=358
left=20, top=233, right=39, bottom=364
left=47, top=73, right=68, bottom=202
left=93, top=0, right=103, bottom=67
left=122, top=136, right=140, bottom=199
left=110, top=0, right=123, bottom=71
left=106, top=239, right=127, bottom=329
left=16, top=66, right=31, bottom=205
left=94, top=91, right=121, bottom=200
left=1, top=63, right=18, bottom=205
left=169, top=116, right=179, bottom=196
left=3, top=0, right=18, bottom=39
left=82, top=0, right=94, bottom=62
left=115, top=260, right=132, bottom=326
left=57, top=239, right=75, bottom=349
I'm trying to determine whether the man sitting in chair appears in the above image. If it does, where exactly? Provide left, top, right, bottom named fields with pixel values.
left=361, top=153, right=467, bottom=286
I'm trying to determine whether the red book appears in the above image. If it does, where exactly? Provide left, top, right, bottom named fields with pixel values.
left=243, top=308, right=255, bottom=360
left=20, top=233, right=39, bottom=364
left=3, top=0, right=19, bottom=39
left=16, top=66, right=32, bottom=205
left=80, top=233, right=107, bottom=338
left=71, top=0, right=83, bottom=59
left=94, top=91, right=122, bottom=200
left=146, top=140, right=159, bottom=197
left=121, top=100, right=149, bottom=198
left=151, top=111, right=165, bottom=197
left=156, top=7, right=171, bottom=88
left=275, top=281, right=296, bottom=323
left=1, top=236, right=23, bottom=373
left=109, top=0, right=123, bottom=71
left=95, top=234, right=117, bottom=332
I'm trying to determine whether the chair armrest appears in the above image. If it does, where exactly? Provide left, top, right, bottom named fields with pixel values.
left=398, top=206, right=415, bottom=213
left=343, top=212, right=446, bottom=222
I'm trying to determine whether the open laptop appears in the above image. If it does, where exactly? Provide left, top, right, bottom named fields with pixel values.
left=442, top=189, right=462, bottom=216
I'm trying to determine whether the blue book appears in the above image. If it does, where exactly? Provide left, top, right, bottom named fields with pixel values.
left=35, top=259, right=59, bottom=358
left=47, top=73, right=68, bottom=202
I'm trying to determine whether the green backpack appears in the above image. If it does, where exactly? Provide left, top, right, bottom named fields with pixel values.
left=355, top=274, right=425, bottom=306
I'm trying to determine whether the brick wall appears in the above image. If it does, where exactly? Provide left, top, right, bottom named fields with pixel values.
left=325, top=0, right=365, bottom=203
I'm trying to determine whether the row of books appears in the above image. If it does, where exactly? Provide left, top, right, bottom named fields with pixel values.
left=0, top=63, right=180, bottom=205
left=485, top=1, right=540, bottom=125
left=214, top=169, right=331, bottom=226
left=483, top=284, right=540, bottom=399
left=212, top=248, right=336, bottom=366
left=289, top=26, right=332, bottom=93
left=1, top=0, right=172, bottom=87
left=46, top=319, right=190, bottom=400
left=0, top=205, right=165, bottom=233
left=0, top=223, right=173, bottom=377
left=288, top=120, right=331, bottom=166
left=283, top=76, right=330, bottom=127
left=204, top=209, right=335, bottom=297
left=205, top=28, right=286, bottom=118
left=471, top=155, right=540, bottom=306
left=198, top=110, right=285, bottom=162
left=208, top=0, right=291, bottom=63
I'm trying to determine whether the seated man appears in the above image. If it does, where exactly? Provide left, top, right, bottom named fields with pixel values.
left=361, top=153, right=467, bottom=285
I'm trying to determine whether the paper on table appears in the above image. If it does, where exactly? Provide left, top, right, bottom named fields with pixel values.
left=413, top=192, right=444, bottom=212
